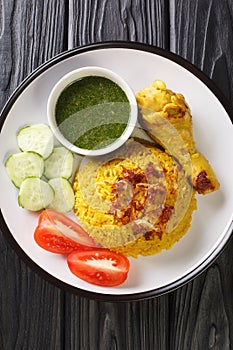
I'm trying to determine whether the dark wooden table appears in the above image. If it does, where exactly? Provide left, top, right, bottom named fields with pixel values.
left=0, top=1, right=232, bottom=349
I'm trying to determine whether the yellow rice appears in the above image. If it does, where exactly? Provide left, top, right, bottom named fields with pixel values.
left=73, top=138, right=197, bottom=258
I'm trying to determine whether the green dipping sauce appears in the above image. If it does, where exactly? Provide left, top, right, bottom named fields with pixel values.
left=55, top=76, right=130, bottom=150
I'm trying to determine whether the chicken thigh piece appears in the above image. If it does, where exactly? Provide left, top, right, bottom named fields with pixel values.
left=136, top=80, right=219, bottom=194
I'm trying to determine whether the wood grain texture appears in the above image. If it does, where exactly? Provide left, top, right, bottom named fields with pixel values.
left=64, top=296, right=170, bottom=350
left=169, top=241, right=233, bottom=350
left=169, top=1, right=233, bottom=349
left=66, top=2, right=170, bottom=350
left=0, top=1, right=67, bottom=349
left=0, top=0, right=68, bottom=107
left=170, top=0, right=233, bottom=104
left=68, top=0, right=169, bottom=48
left=66, top=1, right=233, bottom=349
left=0, top=232, right=64, bottom=350
left=0, top=0, right=232, bottom=349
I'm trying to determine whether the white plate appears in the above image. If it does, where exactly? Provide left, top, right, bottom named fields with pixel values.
left=0, top=42, right=232, bottom=301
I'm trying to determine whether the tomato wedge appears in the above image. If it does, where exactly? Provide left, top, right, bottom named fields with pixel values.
left=67, top=249, right=130, bottom=287
left=34, top=209, right=96, bottom=254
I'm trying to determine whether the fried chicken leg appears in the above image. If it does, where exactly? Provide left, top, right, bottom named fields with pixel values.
left=136, top=80, right=219, bottom=194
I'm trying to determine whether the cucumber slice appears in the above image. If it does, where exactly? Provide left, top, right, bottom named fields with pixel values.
left=17, top=124, right=54, bottom=159
left=48, top=177, right=75, bottom=213
left=44, top=147, right=74, bottom=179
left=18, top=178, right=54, bottom=211
left=5, top=151, right=44, bottom=188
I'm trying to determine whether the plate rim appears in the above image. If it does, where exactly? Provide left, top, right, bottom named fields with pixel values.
left=0, top=41, right=232, bottom=302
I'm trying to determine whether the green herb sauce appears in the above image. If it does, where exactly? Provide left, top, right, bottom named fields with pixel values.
left=55, top=76, right=130, bottom=150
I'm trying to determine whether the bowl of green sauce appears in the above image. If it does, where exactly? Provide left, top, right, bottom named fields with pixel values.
left=47, top=66, right=138, bottom=156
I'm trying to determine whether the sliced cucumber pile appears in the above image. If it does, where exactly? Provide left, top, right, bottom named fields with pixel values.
left=5, top=123, right=75, bottom=213
left=48, top=177, right=75, bottom=213
left=5, top=151, right=44, bottom=188
left=18, top=178, right=54, bottom=211
left=17, top=124, right=54, bottom=159
left=44, top=147, right=74, bottom=179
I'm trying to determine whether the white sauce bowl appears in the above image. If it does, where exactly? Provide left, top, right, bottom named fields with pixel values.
left=47, top=66, right=138, bottom=156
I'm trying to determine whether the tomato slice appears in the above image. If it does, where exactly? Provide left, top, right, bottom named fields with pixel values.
left=34, top=209, right=96, bottom=254
left=67, top=249, right=130, bottom=287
